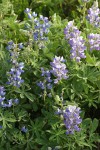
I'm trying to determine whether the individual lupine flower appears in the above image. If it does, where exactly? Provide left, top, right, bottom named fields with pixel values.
left=47, top=83, right=52, bottom=89
left=6, top=41, right=14, bottom=50
left=50, top=56, right=68, bottom=84
left=55, top=108, right=62, bottom=115
left=88, top=33, right=100, bottom=50
left=32, top=12, right=37, bottom=17
left=37, top=81, right=45, bottom=89
left=86, top=1, right=100, bottom=27
left=64, top=21, right=86, bottom=62
left=21, top=126, right=28, bottom=133
left=1, top=99, right=13, bottom=108
left=13, top=98, right=19, bottom=104
left=24, top=8, right=31, bottom=14
left=18, top=43, right=24, bottom=49
left=7, top=62, right=24, bottom=87
left=63, top=105, right=82, bottom=134
left=0, top=86, right=6, bottom=103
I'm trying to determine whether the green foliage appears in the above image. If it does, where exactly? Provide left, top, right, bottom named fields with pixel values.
left=0, top=0, right=100, bottom=149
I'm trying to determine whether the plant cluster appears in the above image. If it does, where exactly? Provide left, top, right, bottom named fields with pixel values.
left=0, top=0, right=100, bottom=150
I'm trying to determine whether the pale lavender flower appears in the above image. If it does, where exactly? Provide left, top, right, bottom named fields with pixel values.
left=24, top=8, right=31, bottom=14
left=63, top=105, right=82, bottom=134
left=86, top=1, right=100, bottom=27
left=32, top=12, right=37, bottom=17
left=50, top=56, right=68, bottom=83
left=18, top=43, right=24, bottom=49
left=88, top=33, right=100, bottom=50
left=27, top=13, right=32, bottom=19
left=64, top=21, right=86, bottom=62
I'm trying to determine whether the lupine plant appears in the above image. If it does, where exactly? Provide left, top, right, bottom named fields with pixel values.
left=0, top=0, right=100, bottom=150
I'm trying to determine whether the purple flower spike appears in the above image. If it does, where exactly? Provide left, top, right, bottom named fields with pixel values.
left=88, top=33, right=100, bottom=51
left=63, top=105, right=82, bottom=135
left=64, top=21, right=86, bottom=62
left=24, top=8, right=50, bottom=48
left=7, top=62, right=24, bottom=87
left=50, top=56, right=68, bottom=83
left=86, top=1, right=100, bottom=27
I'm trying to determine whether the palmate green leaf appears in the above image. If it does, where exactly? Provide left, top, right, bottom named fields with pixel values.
left=17, top=110, right=28, bottom=121
left=90, top=118, right=99, bottom=133
left=5, top=118, right=16, bottom=123
left=82, top=118, right=92, bottom=128
left=49, top=128, right=65, bottom=142
left=82, top=66, right=100, bottom=83
left=0, top=113, right=16, bottom=129
left=86, top=53, right=97, bottom=66
left=35, top=137, right=49, bottom=146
